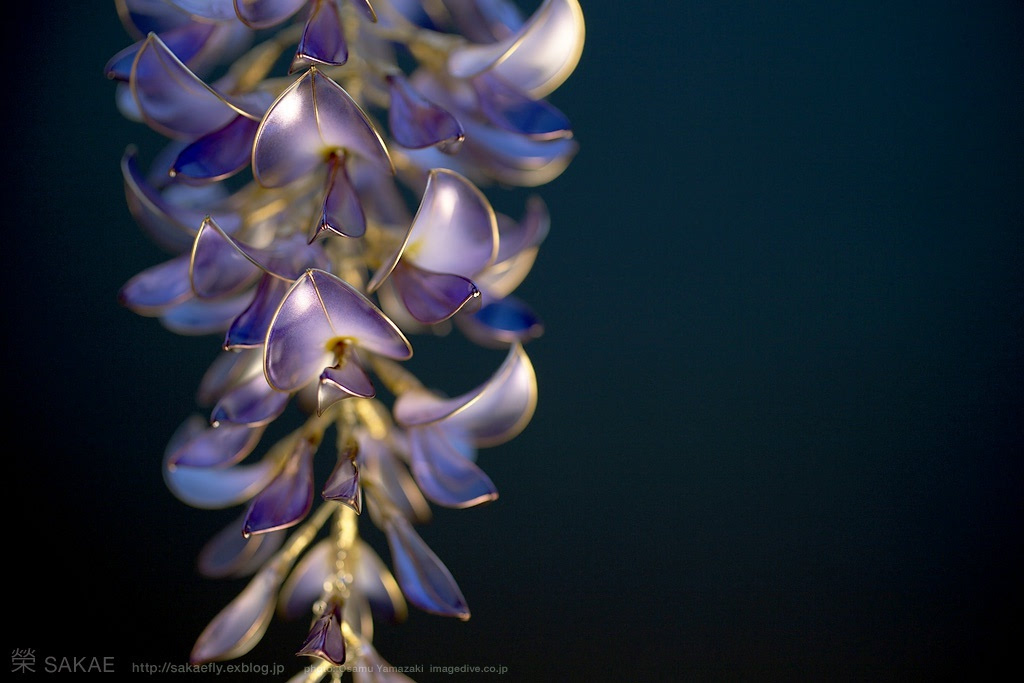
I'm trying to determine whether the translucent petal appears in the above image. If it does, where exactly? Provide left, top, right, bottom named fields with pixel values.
left=313, top=155, right=366, bottom=240
left=442, top=0, right=522, bottom=42
left=460, top=116, right=578, bottom=186
left=392, top=262, right=480, bottom=325
left=164, top=454, right=277, bottom=509
left=233, top=0, right=308, bottom=28
left=198, top=513, right=286, bottom=578
left=243, top=440, right=315, bottom=536
left=278, top=538, right=331, bottom=620
left=294, top=0, right=348, bottom=68
left=252, top=68, right=391, bottom=188
left=446, top=0, right=585, bottom=98
left=475, top=247, right=537, bottom=299
left=190, top=564, right=281, bottom=664
left=473, top=73, right=571, bottom=140
left=349, top=160, right=411, bottom=227
left=358, top=432, right=431, bottom=525
left=131, top=33, right=254, bottom=139
left=198, top=348, right=260, bottom=406
left=212, top=372, right=290, bottom=427
left=386, top=73, right=464, bottom=151
left=121, top=148, right=205, bottom=251
left=408, top=425, right=497, bottom=508
left=225, top=276, right=292, bottom=349
left=119, top=254, right=193, bottom=315
left=116, top=0, right=195, bottom=37
left=495, top=195, right=549, bottom=262
left=321, top=452, right=360, bottom=511
left=393, top=343, right=536, bottom=446
left=296, top=606, right=345, bottom=665
left=172, top=115, right=260, bottom=182
left=383, top=515, right=470, bottom=619
left=368, top=169, right=496, bottom=291
left=265, top=269, right=412, bottom=392
left=353, top=539, right=407, bottom=624
left=167, top=0, right=238, bottom=21
left=190, top=218, right=264, bottom=299
left=168, top=421, right=265, bottom=468
left=455, top=295, right=544, bottom=347
left=343, top=592, right=374, bottom=642
left=161, top=291, right=255, bottom=336
left=318, top=358, right=375, bottom=415
left=351, top=0, right=377, bottom=22
left=106, top=22, right=217, bottom=81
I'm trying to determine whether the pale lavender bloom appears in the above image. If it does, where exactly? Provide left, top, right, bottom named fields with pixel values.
left=109, top=0, right=584, bottom=676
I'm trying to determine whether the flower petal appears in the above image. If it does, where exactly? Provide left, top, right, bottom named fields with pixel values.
left=472, top=73, right=571, bottom=140
left=164, top=453, right=278, bottom=509
left=358, top=431, right=431, bottom=525
left=198, top=513, right=286, bottom=578
left=393, top=343, right=536, bottom=446
left=446, top=0, right=585, bottom=98
left=190, top=564, right=281, bottom=664
left=391, top=262, right=480, bottom=324
left=243, top=439, right=316, bottom=536
left=408, top=425, right=497, bottom=508
left=166, top=0, right=238, bottom=21
left=278, top=538, right=330, bottom=620
left=212, top=371, right=290, bottom=427
left=322, top=450, right=361, bottom=512
left=233, top=0, right=308, bottom=28
left=161, top=291, right=256, bottom=336
left=265, top=269, right=412, bottom=392
left=168, top=422, right=265, bottom=468
left=119, top=254, right=193, bottom=315
left=294, top=0, right=348, bottom=68
left=172, top=114, right=260, bottom=182
left=252, top=68, right=391, bottom=188
left=313, top=155, right=366, bottom=240
left=190, top=218, right=265, bottom=299
left=106, top=21, right=217, bottom=81
left=383, top=515, right=470, bottom=619
left=350, top=0, right=376, bottom=22
left=296, top=605, right=345, bottom=665
left=353, top=540, right=407, bottom=624
left=225, top=276, right=292, bottom=349
left=386, top=73, right=464, bottom=151
left=318, top=357, right=375, bottom=415
left=455, top=295, right=544, bottom=347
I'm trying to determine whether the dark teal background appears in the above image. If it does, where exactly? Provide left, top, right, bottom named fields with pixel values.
left=4, top=1, right=1022, bottom=680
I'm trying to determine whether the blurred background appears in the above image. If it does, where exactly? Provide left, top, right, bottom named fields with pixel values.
left=4, top=1, right=1022, bottom=680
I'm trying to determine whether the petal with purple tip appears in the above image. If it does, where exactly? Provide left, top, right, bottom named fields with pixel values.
left=166, top=0, right=237, bottom=21
left=198, top=348, right=259, bottom=406
left=460, top=116, right=579, bottom=186
left=168, top=421, right=265, bottom=468
left=496, top=195, right=549, bottom=262
left=243, top=439, right=316, bottom=536
left=353, top=540, right=407, bottom=624
left=387, top=74, right=464, bottom=151
left=106, top=22, right=217, bottom=81
left=190, top=218, right=264, bottom=299
left=394, top=343, right=536, bottom=446
left=472, top=73, right=571, bottom=140
left=296, top=602, right=345, bottom=664
left=358, top=431, right=431, bottom=525
left=226, top=276, right=292, bottom=349
left=198, top=514, right=286, bottom=578
left=264, top=269, right=412, bottom=392
left=131, top=33, right=254, bottom=139
left=384, top=515, right=470, bottom=619
left=392, top=262, right=480, bottom=324
left=212, top=372, right=290, bottom=427
left=117, top=0, right=195, bottom=38
left=294, top=0, right=348, bottom=68
left=119, top=254, right=193, bottom=315
left=278, top=539, right=331, bottom=620
left=350, top=0, right=376, bottom=22
left=456, top=295, right=544, bottom=347
left=447, top=0, right=585, bottom=98
left=252, top=68, right=391, bottom=188
left=164, top=454, right=278, bottom=509
left=233, top=0, right=308, bottom=28
left=161, top=291, right=256, bottom=335
left=318, top=358, right=375, bottom=415
left=172, top=115, right=260, bottom=182
left=191, top=564, right=281, bottom=664
left=322, top=452, right=361, bottom=511
left=408, top=425, right=497, bottom=508
left=313, top=156, right=366, bottom=240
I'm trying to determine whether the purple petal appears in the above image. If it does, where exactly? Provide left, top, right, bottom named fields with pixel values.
left=387, top=73, right=464, bottom=151
left=313, top=155, right=366, bottom=240
left=278, top=539, right=331, bottom=620
left=393, top=343, right=536, bottom=446
left=252, top=67, right=391, bottom=188
left=446, top=0, right=585, bottom=98
left=294, top=0, right=348, bottom=69
left=296, top=603, right=345, bottom=664
left=392, top=262, right=480, bottom=324
left=161, top=291, right=256, bottom=335
left=121, top=148, right=203, bottom=251
left=350, top=0, right=377, bottom=22
left=243, top=439, right=316, bottom=536
left=368, top=169, right=496, bottom=291
left=233, top=0, right=307, bottom=28
left=265, top=269, right=412, bottom=392
left=318, top=357, right=375, bottom=414
left=119, top=254, right=193, bottom=315
left=472, top=73, right=571, bottom=139
left=456, top=295, right=544, bottom=347
left=166, top=0, right=237, bottom=21
left=198, top=514, right=286, bottom=578
left=190, top=564, right=281, bottom=664
left=358, top=431, right=431, bottom=525
left=190, top=218, right=264, bottom=299
left=198, top=348, right=259, bottom=405
left=408, top=425, right=497, bottom=508
left=350, top=159, right=412, bottom=226
left=106, top=22, right=217, bottom=81
left=118, top=0, right=196, bottom=37
left=172, top=115, right=260, bottom=182
left=353, top=540, right=407, bottom=624
left=495, top=195, right=549, bottom=262
left=168, top=421, right=265, bottom=468
left=383, top=515, right=470, bottom=619
left=164, top=454, right=278, bottom=509
left=212, top=372, right=291, bottom=427
left=264, top=234, right=332, bottom=280
left=460, top=115, right=579, bottom=186
left=322, top=452, right=361, bottom=511
left=225, top=276, right=292, bottom=349
left=131, top=33, right=254, bottom=139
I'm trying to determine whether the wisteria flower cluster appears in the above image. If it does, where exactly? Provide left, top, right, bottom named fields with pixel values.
left=107, top=0, right=583, bottom=680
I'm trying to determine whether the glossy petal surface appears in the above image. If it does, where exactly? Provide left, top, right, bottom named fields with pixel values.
left=191, top=564, right=280, bottom=664
left=294, top=0, right=348, bottom=68
left=168, top=422, right=264, bottom=468
left=161, top=291, right=255, bottom=335
left=314, top=156, right=366, bottom=239
left=211, top=372, right=290, bottom=427
left=167, top=0, right=237, bottom=20
left=252, top=68, right=391, bottom=188
left=447, top=0, right=585, bottom=98
left=265, top=269, right=412, bottom=392
left=198, top=514, right=286, bottom=578
left=296, top=607, right=345, bottom=665
left=318, top=358, right=375, bottom=414
left=190, top=218, right=264, bottom=299
left=392, top=262, right=480, bottom=324
left=243, top=439, right=315, bottom=536
left=278, top=539, right=332, bottom=620
left=234, top=0, right=307, bottom=28
left=387, top=74, right=463, bottom=151
left=408, top=425, right=497, bottom=508
left=173, top=115, right=260, bottom=182
left=322, top=453, right=361, bottom=511
left=456, top=295, right=543, bottom=347
left=119, top=255, right=193, bottom=315
left=354, top=540, right=407, bottom=623
left=473, top=73, right=571, bottom=139
left=106, top=21, right=217, bottom=81
left=384, top=515, right=469, bottom=619
left=225, top=276, right=291, bottom=349
left=164, top=455, right=278, bottom=509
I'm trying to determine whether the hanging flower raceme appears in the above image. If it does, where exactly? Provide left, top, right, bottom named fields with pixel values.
left=108, top=0, right=584, bottom=678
